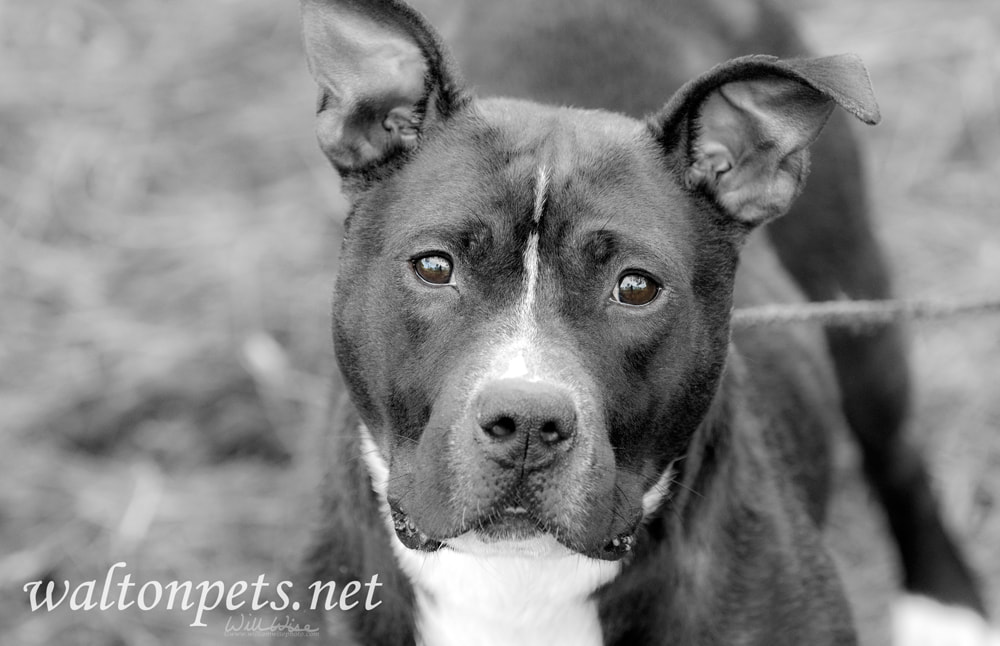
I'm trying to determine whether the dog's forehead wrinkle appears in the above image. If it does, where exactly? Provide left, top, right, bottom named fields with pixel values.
left=402, top=102, right=669, bottom=283
left=467, top=106, right=691, bottom=279
left=474, top=97, right=650, bottom=178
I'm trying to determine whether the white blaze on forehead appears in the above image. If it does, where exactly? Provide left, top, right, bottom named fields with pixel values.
left=499, top=164, right=550, bottom=380
left=495, top=336, right=539, bottom=382
left=519, top=164, right=549, bottom=317
left=533, top=164, right=550, bottom=223
left=500, top=348, right=530, bottom=379
left=518, top=233, right=541, bottom=319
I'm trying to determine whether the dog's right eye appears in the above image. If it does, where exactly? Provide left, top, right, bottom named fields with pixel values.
left=412, top=254, right=454, bottom=285
left=612, top=272, right=661, bottom=307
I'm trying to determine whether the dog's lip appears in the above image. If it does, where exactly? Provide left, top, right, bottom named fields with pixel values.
left=390, top=506, right=444, bottom=552
left=389, top=502, right=639, bottom=560
left=388, top=502, right=546, bottom=550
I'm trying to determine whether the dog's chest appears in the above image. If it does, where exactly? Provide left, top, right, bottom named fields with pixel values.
left=397, top=541, right=620, bottom=646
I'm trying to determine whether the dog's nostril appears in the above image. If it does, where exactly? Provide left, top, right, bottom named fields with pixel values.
left=475, top=379, right=578, bottom=465
left=539, top=421, right=567, bottom=445
left=484, top=416, right=517, bottom=440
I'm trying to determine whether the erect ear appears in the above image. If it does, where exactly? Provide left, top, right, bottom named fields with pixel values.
left=299, top=0, right=467, bottom=175
left=651, top=54, right=880, bottom=228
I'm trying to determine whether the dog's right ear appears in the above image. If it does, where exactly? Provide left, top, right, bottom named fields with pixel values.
left=651, top=54, right=880, bottom=229
left=300, top=0, right=467, bottom=175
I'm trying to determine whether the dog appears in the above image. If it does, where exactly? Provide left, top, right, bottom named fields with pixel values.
left=290, top=0, right=987, bottom=644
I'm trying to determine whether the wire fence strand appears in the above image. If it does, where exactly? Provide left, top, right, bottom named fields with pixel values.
left=732, top=296, right=1000, bottom=330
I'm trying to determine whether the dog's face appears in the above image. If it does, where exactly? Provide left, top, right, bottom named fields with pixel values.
left=334, top=101, right=736, bottom=558
left=301, top=0, right=879, bottom=560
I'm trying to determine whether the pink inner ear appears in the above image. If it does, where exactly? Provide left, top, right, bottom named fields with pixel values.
left=304, top=4, right=427, bottom=107
left=719, top=80, right=835, bottom=151
left=302, top=1, right=429, bottom=169
left=686, top=78, right=835, bottom=227
left=685, top=90, right=754, bottom=189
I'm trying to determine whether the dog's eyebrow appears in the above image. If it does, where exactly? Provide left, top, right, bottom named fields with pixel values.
left=580, top=228, right=620, bottom=265
left=394, top=218, right=499, bottom=257
left=576, top=228, right=691, bottom=284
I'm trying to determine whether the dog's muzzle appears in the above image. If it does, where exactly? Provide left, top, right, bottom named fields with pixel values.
left=381, top=377, right=645, bottom=561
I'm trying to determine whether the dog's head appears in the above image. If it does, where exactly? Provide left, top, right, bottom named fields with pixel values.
left=301, top=0, right=878, bottom=560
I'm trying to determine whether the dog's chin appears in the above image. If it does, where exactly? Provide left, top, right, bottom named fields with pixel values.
left=390, top=505, right=637, bottom=560
left=446, top=530, right=577, bottom=558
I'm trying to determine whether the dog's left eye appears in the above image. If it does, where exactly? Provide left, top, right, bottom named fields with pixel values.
left=412, top=254, right=454, bottom=285
left=612, top=273, right=661, bottom=306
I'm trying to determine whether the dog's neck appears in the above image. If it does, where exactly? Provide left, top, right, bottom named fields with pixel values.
left=358, top=424, right=620, bottom=646
left=391, top=537, right=618, bottom=646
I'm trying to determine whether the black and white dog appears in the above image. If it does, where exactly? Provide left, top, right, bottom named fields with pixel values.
left=291, top=1, right=988, bottom=644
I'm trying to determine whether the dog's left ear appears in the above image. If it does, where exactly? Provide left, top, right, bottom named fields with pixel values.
left=652, top=54, right=880, bottom=228
left=300, top=0, right=467, bottom=174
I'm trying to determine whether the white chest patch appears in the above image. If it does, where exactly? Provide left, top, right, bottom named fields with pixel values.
left=400, top=535, right=618, bottom=646
left=359, top=426, right=619, bottom=646
left=892, top=594, right=1000, bottom=646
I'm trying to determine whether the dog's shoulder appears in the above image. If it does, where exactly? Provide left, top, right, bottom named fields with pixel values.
left=728, top=233, right=847, bottom=523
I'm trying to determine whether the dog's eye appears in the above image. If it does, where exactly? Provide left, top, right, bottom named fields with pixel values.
left=412, top=254, right=454, bottom=285
left=613, top=273, right=660, bottom=306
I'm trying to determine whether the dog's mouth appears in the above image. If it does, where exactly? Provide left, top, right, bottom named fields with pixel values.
left=389, top=503, right=637, bottom=559
left=391, top=507, right=444, bottom=551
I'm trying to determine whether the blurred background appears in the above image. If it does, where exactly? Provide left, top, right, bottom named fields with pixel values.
left=0, top=0, right=997, bottom=643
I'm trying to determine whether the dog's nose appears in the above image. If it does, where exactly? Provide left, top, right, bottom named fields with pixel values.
left=475, top=379, right=577, bottom=469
